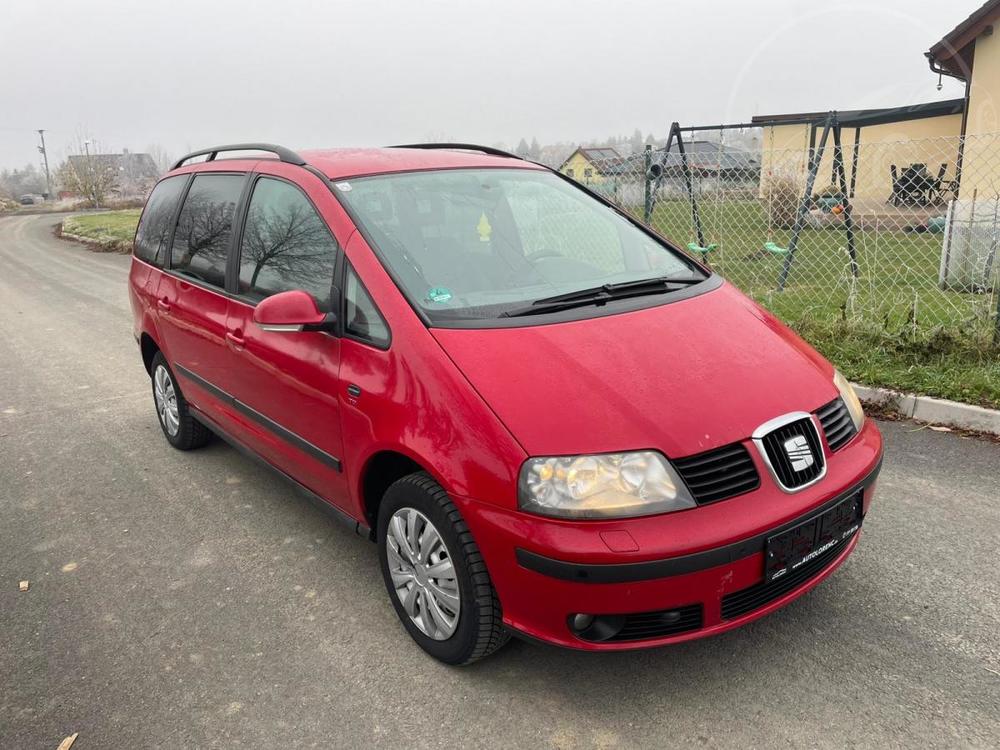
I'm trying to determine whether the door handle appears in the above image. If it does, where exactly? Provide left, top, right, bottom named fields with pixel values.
left=226, top=330, right=246, bottom=349
left=157, top=298, right=171, bottom=314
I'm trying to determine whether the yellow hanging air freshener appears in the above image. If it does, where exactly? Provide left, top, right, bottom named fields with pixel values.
left=477, top=212, right=492, bottom=242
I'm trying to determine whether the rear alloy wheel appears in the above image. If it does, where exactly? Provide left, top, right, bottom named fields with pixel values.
left=149, top=352, right=211, bottom=450
left=377, top=472, right=509, bottom=665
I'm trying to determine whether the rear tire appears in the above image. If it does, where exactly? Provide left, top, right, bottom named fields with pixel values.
left=377, top=472, right=509, bottom=665
left=150, top=352, right=211, bottom=451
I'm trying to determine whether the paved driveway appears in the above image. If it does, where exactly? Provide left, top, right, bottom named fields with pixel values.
left=1, top=214, right=998, bottom=748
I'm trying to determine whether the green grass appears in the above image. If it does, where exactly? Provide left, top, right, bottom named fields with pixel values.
left=795, top=318, right=1000, bottom=409
left=629, top=198, right=988, bottom=330
left=62, top=209, right=141, bottom=245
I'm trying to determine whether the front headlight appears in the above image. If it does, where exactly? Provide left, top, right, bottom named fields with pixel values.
left=834, top=369, right=865, bottom=431
left=517, top=451, right=696, bottom=519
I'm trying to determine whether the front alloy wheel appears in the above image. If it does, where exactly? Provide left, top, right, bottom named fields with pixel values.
left=377, top=472, right=509, bottom=665
left=385, top=508, right=461, bottom=640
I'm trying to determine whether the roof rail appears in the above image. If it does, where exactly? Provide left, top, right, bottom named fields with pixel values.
left=171, top=143, right=306, bottom=170
left=389, top=143, right=525, bottom=161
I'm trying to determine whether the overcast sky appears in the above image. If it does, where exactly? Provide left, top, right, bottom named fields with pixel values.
left=0, top=0, right=975, bottom=171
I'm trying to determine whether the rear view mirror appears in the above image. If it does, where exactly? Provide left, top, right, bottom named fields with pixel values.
left=253, top=290, right=336, bottom=333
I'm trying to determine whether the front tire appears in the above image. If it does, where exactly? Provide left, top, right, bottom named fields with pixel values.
left=377, top=472, right=509, bottom=665
left=150, top=352, right=211, bottom=450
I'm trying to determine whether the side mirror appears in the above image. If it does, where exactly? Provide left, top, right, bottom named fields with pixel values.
left=253, top=290, right=337, bottom=333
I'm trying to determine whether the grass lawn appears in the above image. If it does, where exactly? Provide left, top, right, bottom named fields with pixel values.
left=62, top=209, right=141, bottom=246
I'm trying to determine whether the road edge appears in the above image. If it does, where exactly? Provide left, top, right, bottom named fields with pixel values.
left=853, top=382, right=1000, bottom=436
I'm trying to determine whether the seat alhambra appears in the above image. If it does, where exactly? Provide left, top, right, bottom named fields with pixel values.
left=128, top=143, right=882, bottom=664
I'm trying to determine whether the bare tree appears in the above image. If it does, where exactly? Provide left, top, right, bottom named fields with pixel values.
left=57, top=138, right=119, bottom=207
left=145, top=144, right=174, bottom=175
left=240, top=201, right=333, bottom=294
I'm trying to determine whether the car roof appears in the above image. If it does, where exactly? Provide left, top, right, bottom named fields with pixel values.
left=298, top=147, right=546, bottom=180
left=167, top=146, right=548, bottom=182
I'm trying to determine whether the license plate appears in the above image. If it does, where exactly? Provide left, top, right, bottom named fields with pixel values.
left=765, top=494, right=862, bottom=582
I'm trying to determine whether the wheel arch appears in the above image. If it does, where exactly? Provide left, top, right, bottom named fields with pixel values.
left=140, top=331, right=161, bottom=374
left=358, top=448, right=446, bottom=532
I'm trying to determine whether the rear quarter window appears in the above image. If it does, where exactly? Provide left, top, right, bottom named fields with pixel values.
left=134, top=176, right=187, bottom=266
left=170, top=173, right=245, bottom=287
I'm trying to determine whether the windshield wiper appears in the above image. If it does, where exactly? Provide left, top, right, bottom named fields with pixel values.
left=500, top=275, right=704, bottom=318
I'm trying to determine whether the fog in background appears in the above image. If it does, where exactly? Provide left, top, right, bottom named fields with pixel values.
left=0, top=0, right=972, bottom=170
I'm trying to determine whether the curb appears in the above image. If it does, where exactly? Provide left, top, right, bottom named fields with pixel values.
left=852, top=383, right=1000, bottom=436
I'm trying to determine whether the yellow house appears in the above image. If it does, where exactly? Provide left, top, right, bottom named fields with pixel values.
left=558, top=147, right=623, bottom=187
left=752, top=101, right=965, bottom=205
left=928, top=0, right=1000, bottom=197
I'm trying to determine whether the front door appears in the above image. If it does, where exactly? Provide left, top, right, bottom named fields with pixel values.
left=222, top=174, right=349, bottom=507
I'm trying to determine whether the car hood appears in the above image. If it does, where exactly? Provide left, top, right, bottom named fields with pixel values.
left=431, top=282, right=838, bottom=458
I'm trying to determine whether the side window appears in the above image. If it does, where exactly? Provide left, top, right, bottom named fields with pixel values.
left=134, top=176, right=186, bottom=266
left=344, top=265, right=390, bottom=348
left=237, top=177, right=339, bottom=311
left=170, top=173, right=244, bottom=287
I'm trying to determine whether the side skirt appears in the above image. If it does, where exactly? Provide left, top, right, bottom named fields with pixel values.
left=190, top=405, right=372, bottom=541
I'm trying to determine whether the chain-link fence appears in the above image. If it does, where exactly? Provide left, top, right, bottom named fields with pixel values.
left=576, top=131, right=1000, bottom=344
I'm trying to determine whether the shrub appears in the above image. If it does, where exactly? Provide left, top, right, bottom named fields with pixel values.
left=760, top=173, right=800, bottom=229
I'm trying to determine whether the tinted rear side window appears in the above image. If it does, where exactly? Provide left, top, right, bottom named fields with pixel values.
left=134, top=176, right=186, bottom=266
left=170, top=173, right=245, bottom=287
left=237, top=177, right=339, bottom=311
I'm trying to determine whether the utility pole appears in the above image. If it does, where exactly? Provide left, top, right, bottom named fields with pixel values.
left=37, top=129, right=52, bottom=200
left=83, top=139, right=98, bottom=208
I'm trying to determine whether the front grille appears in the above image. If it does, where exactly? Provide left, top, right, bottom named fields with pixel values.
left=721, top=530, right=855, bottom=620
left=607, top=604, right=703, bottom=642
left=673, top=443, right=760, bottom=504
left=758, top=417, right=825, bottom=490
left=816, top=398, right=857, bottom=451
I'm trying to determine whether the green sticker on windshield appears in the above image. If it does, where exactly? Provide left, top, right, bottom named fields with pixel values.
left=426, top=287, right=453, bottom=303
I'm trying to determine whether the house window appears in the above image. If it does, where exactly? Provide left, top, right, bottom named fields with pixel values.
left=566, top=168, right=574, bottom=178
left=584, top=168, right=593, bottom=180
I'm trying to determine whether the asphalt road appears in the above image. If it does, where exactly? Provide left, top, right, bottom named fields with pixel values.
left=1, top=213, right=998, bottom=749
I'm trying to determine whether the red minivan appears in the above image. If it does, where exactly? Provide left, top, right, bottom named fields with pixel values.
left=128, top=143, right=882, bottom=664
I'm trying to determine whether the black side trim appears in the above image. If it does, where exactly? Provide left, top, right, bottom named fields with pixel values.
left=515, top=456, right=881, bottom=584
left=190, top=406, right=368, bottom=539
left=174, top=364, right=342, bottom=472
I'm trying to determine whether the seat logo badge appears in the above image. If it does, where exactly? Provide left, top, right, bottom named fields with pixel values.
left=783, top=435, right=814, bottom=472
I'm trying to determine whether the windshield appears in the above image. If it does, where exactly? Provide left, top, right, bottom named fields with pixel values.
left=335, top=168, right=706, bottom=323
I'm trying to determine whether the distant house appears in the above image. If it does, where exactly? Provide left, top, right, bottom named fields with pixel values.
left=558, top=147, right=625, bottom=186
left=64, top=150, right=160, bottom=199
left=646, top=140, right=760, bottom=181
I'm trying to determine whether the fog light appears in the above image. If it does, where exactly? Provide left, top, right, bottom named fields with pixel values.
left=570, top=613, right=595, bottom=632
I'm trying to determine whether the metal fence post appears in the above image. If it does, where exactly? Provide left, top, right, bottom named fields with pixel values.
left=643, top=144, right=652, bottom=223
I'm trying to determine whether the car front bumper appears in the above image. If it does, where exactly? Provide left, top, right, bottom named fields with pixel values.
left=453, top=419, right=883, bottom=650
